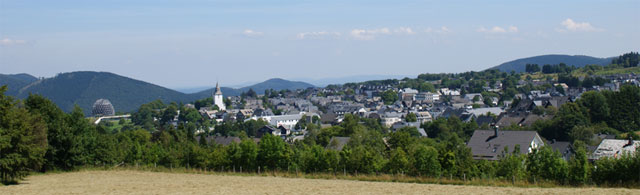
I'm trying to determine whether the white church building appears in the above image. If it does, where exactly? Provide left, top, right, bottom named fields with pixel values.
left=213, top=82, right=226, bottom=111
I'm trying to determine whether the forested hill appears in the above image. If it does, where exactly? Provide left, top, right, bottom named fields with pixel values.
left=0, top=71, right=316, bottom=115
left=243, top=78, right=315, bottom=93
left=0, top=73, right=38, bottom=95
left=7, top=71, right=190, bottom=115
left=490, top=54, right=614, bottom=73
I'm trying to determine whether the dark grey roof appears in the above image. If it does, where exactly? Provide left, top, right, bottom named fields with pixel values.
left=520, top=114, right=552, bottom=126
left=495, top=113, right=525, bottom=127
left=254, top=108, right=274, bottom=117
left=257, top=125, right=279, bottom=138
left=467, top=130, right=543, bottom=160
left=460, top=113, right=475, bottom=122
left=545, top=96, right=571, bottom=108
left=511, top=99, right=535, bottom=113
left=549, top=141, right=573, bottom=161
left=475, top=115, right=495, bottom=126
left=441, top=107, right=465, bottom=119
left=320, top=113, right=337, bottom=124
left=326, top=137, right=350, bottom=151
left=367, top=112, right=381, bottom=119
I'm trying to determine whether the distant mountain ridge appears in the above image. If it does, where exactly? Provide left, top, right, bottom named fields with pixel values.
left=0, top=73, right=39, bottom=95
left=189, top=78, right=315, bottom=99
left=295, top=74, right=414, bottom=87
left=490, top=54, right=615, bottom=73
left=0, top=71, right=314, bottom=115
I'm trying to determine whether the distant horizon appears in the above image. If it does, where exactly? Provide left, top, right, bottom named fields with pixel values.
left=2, top=0, right=638, bottom=88
left=0, top=52, right=624, bottom=89
left=1, top=70, right=415, bottom=90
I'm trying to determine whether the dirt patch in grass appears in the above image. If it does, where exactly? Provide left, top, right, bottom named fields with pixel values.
left=2, top=170, right=638, bottom=195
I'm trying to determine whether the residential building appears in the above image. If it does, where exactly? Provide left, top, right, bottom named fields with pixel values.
left=589, top=138, right=640, bottom=161
left=467, top=129, right=544, bottom=160
left=381, top=112, right=403, bottom=127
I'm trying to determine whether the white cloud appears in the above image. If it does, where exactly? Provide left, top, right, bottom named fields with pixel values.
left=349, top=27, right=422, bottom=40
left=439, top=26, right=452, bottom=34
left=559, top=18, right=601, bottom=32
left=0, top=38, right=27, bottom=46
left=350, top=28, right=391, bottom=40
left=425, top=26, right=452, bottom=34
left=242, top=29, right=263, bottom=37
left=296, top=31, right=341, bottom=40
left=477, top=26, right=518, bottom=33
left=394, top=27, right=416, bottom=35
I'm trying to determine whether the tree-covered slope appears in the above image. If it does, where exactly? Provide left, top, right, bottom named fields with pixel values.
left=13, top=71, right=191, bottom=114
left=240, top=78, right=315, bottom=93
left=490, top=54, right=614, bottom=73
left=0, top=73, right=38, bottom=95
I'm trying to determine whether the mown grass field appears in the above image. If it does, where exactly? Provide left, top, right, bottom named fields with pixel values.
left=572, top=66, right=640, bottom=77
left=2, top=170, right=638, bottom=195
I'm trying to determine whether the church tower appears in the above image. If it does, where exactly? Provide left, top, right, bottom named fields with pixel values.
left=213, top=82, right=226, bottom=111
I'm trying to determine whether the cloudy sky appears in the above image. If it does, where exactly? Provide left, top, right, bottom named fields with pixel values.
left=1, top=0, right=638, bottom=88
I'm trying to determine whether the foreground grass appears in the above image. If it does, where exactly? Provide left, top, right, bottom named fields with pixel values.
left=28, top=165, right=639, bottom=189
left=3, top=169, right=639, bottom=195
left=77, top=166, right=558, bottom=188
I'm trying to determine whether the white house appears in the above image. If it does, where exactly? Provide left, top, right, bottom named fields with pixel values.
left=440, top=88, right=460, bottom=96
left=590, top=138, right=639, bottom=160
left=415, top=92, right=440, bottom=103
left=413, top=111, right=433, bottom=124
left=382, top=112, right=403, bottom=127
left=247, top=112, right=319, bottom=130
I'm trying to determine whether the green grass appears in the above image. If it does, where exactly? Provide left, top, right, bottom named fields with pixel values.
left=519, top=66, right=639, bottom=81
left=520, top=72, right=557, bottom=81
left=34, top=165, right=629, bottom=189
left=572, top=66, right=640, bottom=77
left=17, top=165, right=639, bottom=189
left=100, top=118, right=132, bottom=133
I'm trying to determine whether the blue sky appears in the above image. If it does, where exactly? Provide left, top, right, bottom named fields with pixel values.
left=1, top=0, right=638, bottom=88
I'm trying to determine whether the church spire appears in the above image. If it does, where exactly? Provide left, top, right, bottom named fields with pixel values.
left=215, top=82, right=223, bottom=95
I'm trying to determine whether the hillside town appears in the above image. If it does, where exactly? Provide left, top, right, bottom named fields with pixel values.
left=91, top=62, right=640, bottom=164
left=3, top=54, right=639, bottom=188
left=3, top=0, right=640, bottom=193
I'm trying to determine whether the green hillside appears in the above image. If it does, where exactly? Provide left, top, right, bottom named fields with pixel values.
left=0, top=73, right=38, bottom=95
left=13, top=71, right=190, bottom=114
left=490, top=54, right=614, bottom=73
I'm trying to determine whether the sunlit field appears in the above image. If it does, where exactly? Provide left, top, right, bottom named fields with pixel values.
left=2, top=170, right=638, bottom=195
